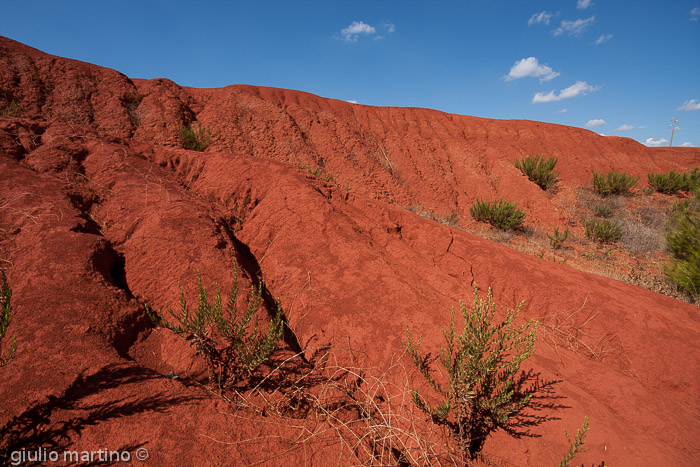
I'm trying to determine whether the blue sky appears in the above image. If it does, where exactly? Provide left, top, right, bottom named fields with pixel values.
left=3, top=0, right=699, bottom=147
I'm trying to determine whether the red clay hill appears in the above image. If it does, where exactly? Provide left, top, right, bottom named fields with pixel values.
left=1, top=36, right=699, bottom=466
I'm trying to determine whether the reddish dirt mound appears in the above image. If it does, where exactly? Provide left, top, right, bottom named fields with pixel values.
left=1, top=35, right=700, bottom=466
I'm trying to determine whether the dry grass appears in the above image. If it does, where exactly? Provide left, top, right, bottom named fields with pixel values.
left=405, top=205, right=461, bottom=229
left=192, top=345, right=463, bottom=466
left=533, top=294, right=622, bottom=366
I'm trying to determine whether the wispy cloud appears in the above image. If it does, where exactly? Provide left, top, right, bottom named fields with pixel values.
left=373, top=23, right=396, bottom=40
left=554, top=17, right=595, bottom=36
left=528, top=11, right=554, bottom=25
left=346, top=100, right=358, bottom=104
left=678, top=99, right=700, bottom=111
left=558, top=108, right=568, bottom=113
left=681, top=142, right=695, bottom=147
left=615, top=124, right=635, bottom=131
left=339, top=21, right=376, bottom=42
left=335, top=21, right=396, bottom=42
left=586, top=118, right=606, bottom=128
left=645, top=137, right=668, bottom=147
left=532, top=81, right=600, bottom=103
left=577, top=0, right=593, bottom=9
left=595, top=34, right=613, bottom=45
left=504, top=57, right=560, bottom=82
left=691, top=7, right=700, bottom=21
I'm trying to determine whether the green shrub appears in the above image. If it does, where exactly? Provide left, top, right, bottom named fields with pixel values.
left=470, top=198, right=526, bottom=231
left=514, top=153, right=560, bottom=190
left=181, top=123, right=211, bottom=151
left=585, top=218, right=623, bottom=243
left=0, top=271, right=16, bottom=367
left=404, top=285, right=538, bottom=459
left=592, top=170, right=639, bottom=196
left=146, top=267, right=283, bottom=389
left=663, top=191, right=700, bottom=297
left=647, top=168, right=700, bottom=194
left=559, top=417, right=590, bottom=467
left=547, top=227, right=570, bottom=249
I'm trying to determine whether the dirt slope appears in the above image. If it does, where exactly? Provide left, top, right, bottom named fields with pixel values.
left=1, top=35, right=700, bottom=466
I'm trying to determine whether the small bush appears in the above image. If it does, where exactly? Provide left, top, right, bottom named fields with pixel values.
left=470, top=198, right=526, bottom=231
left=647, top=168, right=700, bottom=194
left=404, top=285, right=538, bottom=459
left=559, top=416, right=590, bottom=467
left=585, top=218, right=623, bottom=243
left=146, top=267, right=283, bottom=389
left=592, top=170, right=639, bottom=196
left=0, top=271, right=16, bottom=367
left=514, top=153, right=560, bottom=190
left=547, top=227, right=570, bottom=249
left=181, top=123, right=211, bottom=151
left=664, top=191, right=700, bottom=297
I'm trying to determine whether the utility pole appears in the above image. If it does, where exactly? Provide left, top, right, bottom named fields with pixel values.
left=670, top=116, right=677, bottom=147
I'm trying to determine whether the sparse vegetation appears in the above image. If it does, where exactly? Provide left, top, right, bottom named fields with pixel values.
left=548, top=227, right=570, bottom=249
left=470, top=198, right=526, bottom=231
left=406, top=204, right=460, bottom=227
left=298, top=164, right=335, bottom=183
left=663, top=190, right=700, bottom=297
left=585, top=218, right=623, bottom=244
left=590, top=198, right=621, bottom=218
left=181, top=123, right=211, bottom=151
left=404, top=285, right=539, bottom=459
left=0, top=271, right=16, bottom=367
left=647, top=168, right=700, bottom=194
left=308, top=167, right=335, bottom=182
left=592, top=170, right=639, bottom=196
left=559, top=416, right=590, bottom=467
left=146, top=267, right=283, bottom=389
left=514, top=153, right=560, bottom=190
left=0, top=100, right=21, bottom=117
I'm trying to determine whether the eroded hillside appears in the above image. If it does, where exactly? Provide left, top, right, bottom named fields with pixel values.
left=1, top=36, right=699, bottom=466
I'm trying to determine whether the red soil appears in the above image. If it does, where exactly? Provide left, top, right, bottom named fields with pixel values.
left=1, top=35, right=699, bottom=466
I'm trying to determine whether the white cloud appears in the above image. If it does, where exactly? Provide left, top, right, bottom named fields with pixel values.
left=615, top=124, right=635, bottom=131
left=577, top=0, right=593, bottom=9
left=558, top=108, right=568, bottom=113
left=638, top=125, right=648, bottom=129
left=346, top=100, right=358, bottom=104
left=384, top=23, right=396, bottom=33
left=504, top=57, right=560, bottom=82
left=340, top=21, right=376, bottom=42
left=529, top=11, right=554, bottom=25
left=678, top=99, right=700, bottom=111
left=586, top=119, right=606, bottom=128
left=691, top=7, right=700, bottom=20
left=681, top=142, right=695, bottom=147
left=554, top=17, right=595, bottom=36
left=645, top=137, right=668, bottom=147
left=595, top=34, right=613, bottom=45
left=532, top=81, right=600, bottom=103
